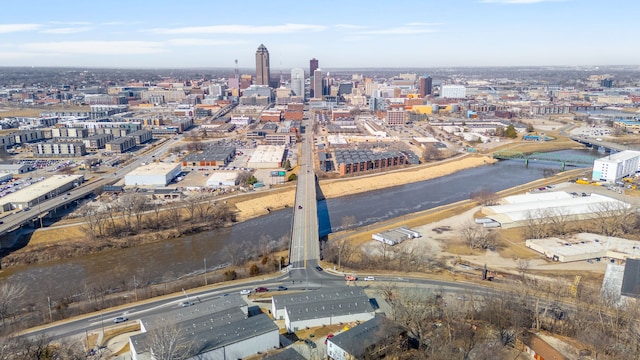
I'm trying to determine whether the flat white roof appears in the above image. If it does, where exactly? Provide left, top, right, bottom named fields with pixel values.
left=484, top=191, right=630, bottom=223
left=0, top=175, right=83, bottom=205
left=249, top=145, right=286, bottom=164
left=126, top=163, right=180, bottom=177
left=527, top=233, right=640, bottom=261
left=206, top=172, right=238, bottom=184
left=597, top=150, right=640, bottom=162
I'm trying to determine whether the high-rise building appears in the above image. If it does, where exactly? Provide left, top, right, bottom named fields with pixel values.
left=419, top=76, right=433, bottom=97
left=290, top=68, right=305, bottom=98
left=310, top=58, right=318, bottom=76
left=313, top=68, right=323, bottom=99
left=255, top=44, right=271, bottom=86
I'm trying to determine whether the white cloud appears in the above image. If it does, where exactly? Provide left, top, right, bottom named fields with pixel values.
left=48, top=21, right=92, bottom=25
left=0, top=24, right=42, bottom=34
left=358, top=24, right=438, bottom=35
left=41, top=27, right=93, bottom=34
left=149, top=23, right=327, bottom=35
left=333, top=24, right=371, bottom=30
left=20, top=41, right=166, bottom=55
left=166, top=38, right=247, bottom=46
left=0, top=51, right=39, bottom=60
left=480, top=0, right=565, bottom=3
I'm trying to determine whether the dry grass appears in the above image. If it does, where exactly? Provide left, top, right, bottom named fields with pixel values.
left=100, top=323, right=140, bottom=346
left=29, top=226, right=86, bottom=244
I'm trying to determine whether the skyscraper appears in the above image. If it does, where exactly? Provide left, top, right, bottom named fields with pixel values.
left=290, top=68, right=305, bottom=98
left=309, top=58, right=318, bottom=76
left=313, top=68, right=323, bottom=99
left=419, top=76, right=433, bottom=98
left=255, top=44, right=271, bottom=86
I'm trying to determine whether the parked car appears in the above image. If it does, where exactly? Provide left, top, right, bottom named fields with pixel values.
left=255, top=287, right=269, bottom=293
left=298, top=205, right=303, bottom=209
left=325, top=333, right=335, bottom=344
left=113, top=316, right=128, bottom=324
left=304, top=339, right=317, bottom=348
left=240, top=289, right=252, bottom=295
left=364, top=276, right=375, bottom=281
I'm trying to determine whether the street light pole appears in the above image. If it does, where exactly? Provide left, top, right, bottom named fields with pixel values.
left=204, top=258, right=207, bottom=286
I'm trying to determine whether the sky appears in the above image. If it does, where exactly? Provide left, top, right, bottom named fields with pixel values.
left=0, top=0, right=637, bottom=69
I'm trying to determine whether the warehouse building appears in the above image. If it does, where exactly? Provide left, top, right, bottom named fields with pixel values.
left=526, top=233, right=640, bottom=263
left=0, top=175, right=83, bottom=212
left=482, top=191, right=631, bottom=229
left=124, top=163, right=181, bottom=187
left=247, top=145, right=286, bottom=169
left=35, top=141, right=87, bottom=157
left=0, top=164, right=34, bottom=174
left=271, top=287, right=376, bottom=333
left=327, top=316, right=407, bottom=360
left=591, top=150, right=640, bottom=184
left=205, top=172, right=239, bottom=189
left=130, top=294, right=279, bottom=360
left=372, top=226, right=421, bottom=246
left=181, top=146, right=235, bottom=169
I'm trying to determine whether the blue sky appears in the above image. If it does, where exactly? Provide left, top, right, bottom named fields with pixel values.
left=0, top=0, right=636, bottom=69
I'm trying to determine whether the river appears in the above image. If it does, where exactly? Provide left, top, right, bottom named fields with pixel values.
left=0, top=149, right=599, bottom=302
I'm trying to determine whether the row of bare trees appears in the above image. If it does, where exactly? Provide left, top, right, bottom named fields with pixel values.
left=522, top=201, right=640, bottom=239
left=378, top=277, right=640, bottom=360
left=81, top=193, right=234, bottom=240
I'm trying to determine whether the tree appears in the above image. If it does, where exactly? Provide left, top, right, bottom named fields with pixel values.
left=283, top=159, right=292, bottom=171
left=422, top=143, right=441, bottom=161
left=505, top=124, right=518, bottom=138
left=470, top=189, right=499, bottom=206
left=145, top=321, right=195, bottom=360
left=287, top=173, right=297, bottom=182
left=526, top=123, right=535, bottom=132
left=249, top=264, right=260, bottom=276
left=0, top=282, right=26, bottom=327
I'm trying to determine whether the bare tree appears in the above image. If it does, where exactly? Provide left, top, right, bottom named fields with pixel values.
left=460, top=221, right=499, bottom=250
left=589, top=201, right=638, bottom=236
left=422, top=143, right=441, bottom=161
left=0, top=283, right=26, bottom=327
left=145, top=321, right=195, bottom=360
left=470, top=189, right=499, bottom=206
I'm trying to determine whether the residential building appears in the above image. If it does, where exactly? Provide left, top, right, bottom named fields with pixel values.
left=440, top=84, right=467, bottom=99
left=35, top=141, right=87, bottom=157
left=105, top=137, right=136, bottom=153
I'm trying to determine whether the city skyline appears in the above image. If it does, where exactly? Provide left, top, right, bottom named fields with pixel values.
left=0, top=0, right=638, bottom=69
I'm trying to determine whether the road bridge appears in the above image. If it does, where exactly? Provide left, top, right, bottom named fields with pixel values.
left=492, top=150, right=596, bottom=169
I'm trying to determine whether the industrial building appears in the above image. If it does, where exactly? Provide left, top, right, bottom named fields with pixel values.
left=271, top=287, right=376, bottom=333
left=0, top=164, right=34, bottom=174
left=181, top=146, right=235, bottom=169
left=205, top=172, right=238, bottom=189
left=526, top=233, right=640, bottom=262
left=129, top=294, right=279, bottom=360
left=124, top=163, right=181, bottom=187
left=591, top=150, right=640, bottom=183
left=372, top=226, right=421, bottom=246
left=0, top=175, right=83, bottom=212
left=327, top=316, right=406, bottom=360
left=482, top=191, right=631, bottom=229
left=247, top=145, right=286, bottom=169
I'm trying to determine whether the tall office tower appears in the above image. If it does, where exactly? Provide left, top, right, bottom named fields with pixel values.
left=290, top=68, right=305, bottom=98
left=313, top=68, right=323, bottom=99
left=419, top=76, right=433, bottom=97
left=310, top=58, right=319, bottom=76
left=255, top=44, right=271, bottom=86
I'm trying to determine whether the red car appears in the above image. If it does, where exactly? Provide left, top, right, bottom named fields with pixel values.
left=325, top=333, right=334, bottom=344
left=255, top=287, right=269, bottom=293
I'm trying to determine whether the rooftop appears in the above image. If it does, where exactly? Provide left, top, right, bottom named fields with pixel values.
left=126, top=162, right=180, bottom=177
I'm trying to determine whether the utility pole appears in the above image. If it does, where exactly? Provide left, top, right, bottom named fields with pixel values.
left=133, top=275, right=138, bottom=302
left=47, top=296, right=52, bottom=322
left=204, top=258, right=207, bottom=286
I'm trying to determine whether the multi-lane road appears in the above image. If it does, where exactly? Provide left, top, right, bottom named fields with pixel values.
left=0, top=136, right=180, bottom=237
